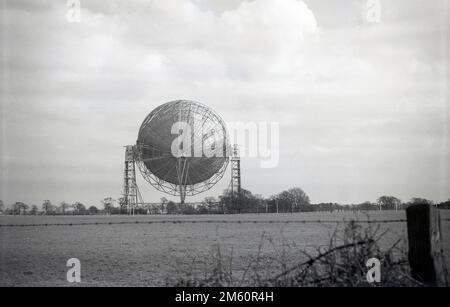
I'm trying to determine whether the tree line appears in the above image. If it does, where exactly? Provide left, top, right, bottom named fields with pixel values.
left=0, top=199, right=99, bottom=216
left=1, top=188, right=449, bottom=216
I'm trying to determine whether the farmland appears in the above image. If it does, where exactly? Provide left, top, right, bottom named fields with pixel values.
left=1, top=210, right=449, bottom=286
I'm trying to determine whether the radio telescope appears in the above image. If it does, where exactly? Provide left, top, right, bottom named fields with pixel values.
left=134, top=100, right=230, bottom=204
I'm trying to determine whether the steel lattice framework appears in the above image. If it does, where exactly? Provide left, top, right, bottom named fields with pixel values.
left=230, top=145, right=241, bottom=197
left=122, top=145, right=144, bottom=214
left=135, top=100, right=230, bottom=203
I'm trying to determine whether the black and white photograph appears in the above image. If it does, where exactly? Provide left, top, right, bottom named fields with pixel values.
left=0, top=0, right=449, bottom=294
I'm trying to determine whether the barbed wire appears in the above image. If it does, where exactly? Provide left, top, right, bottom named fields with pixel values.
left=0, top=218, right=449, bottom=228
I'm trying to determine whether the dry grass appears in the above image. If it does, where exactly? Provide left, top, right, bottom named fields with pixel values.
left=3, top=211, right=448, bottom=286
left=167, top=220, right=418, bottom=287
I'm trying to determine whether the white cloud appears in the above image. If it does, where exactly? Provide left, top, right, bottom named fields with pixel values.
left=1, top=0, right=448, bottom=206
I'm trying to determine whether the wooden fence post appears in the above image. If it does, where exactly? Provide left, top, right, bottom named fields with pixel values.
left=406, top=203, right=448, bottom=286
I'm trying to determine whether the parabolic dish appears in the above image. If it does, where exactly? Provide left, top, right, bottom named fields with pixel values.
left=136, top=100, right=229, bottom=197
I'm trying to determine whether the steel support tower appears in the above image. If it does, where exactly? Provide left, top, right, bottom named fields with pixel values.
left=230, top=145, right=241, bottom=211
left=123, top=145, right=142, bottom=215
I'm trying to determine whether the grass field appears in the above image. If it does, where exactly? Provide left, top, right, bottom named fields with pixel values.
left=1, top=211, right=449, bottom=286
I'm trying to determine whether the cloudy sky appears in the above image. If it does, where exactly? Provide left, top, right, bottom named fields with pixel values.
left=1, top=0, right=449, bottom=207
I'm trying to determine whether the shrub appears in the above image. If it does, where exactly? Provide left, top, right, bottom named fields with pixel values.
left=167, top=220, right=419, bottom=287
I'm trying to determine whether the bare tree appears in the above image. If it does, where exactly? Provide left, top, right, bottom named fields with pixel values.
left=30, top=205, right=39, bottom=215
left=88, top=205, right=99, bottom=215
left=21, top=203, right=29, bottom=215
left=287, top=187, right=310, bottom=210
left=59, top=201, right=70, bottom=215
left=377, top=196, right=401, bottom=211
left=166, top=201, right=178, bottom=214
left=101, top=197, right=115, bottom=215
left=13, top=202, right=28, bottom=215
left=73, top=202, right=86, bottom=215
left=410, top=197, right=433, bottom=206
left=274, top=187, right=310, bottom=213
left=42, top=200, right=53, bottom=215
left=202, top=196, right=218, bottom=213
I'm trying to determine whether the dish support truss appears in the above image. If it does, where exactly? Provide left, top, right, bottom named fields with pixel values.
left=130, top=144, right=229, bottom=204
left=122, top=145, right=144, bottom=214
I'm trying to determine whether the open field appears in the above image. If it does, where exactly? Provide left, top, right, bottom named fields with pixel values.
left=1, top=211, right=449, bottom=286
